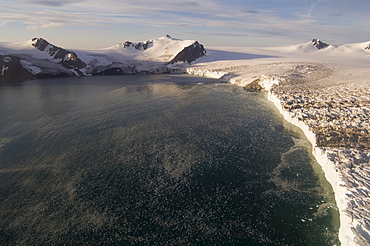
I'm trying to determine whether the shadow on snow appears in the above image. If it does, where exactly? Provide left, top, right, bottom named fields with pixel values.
left=198, top=49, right=278, bottom=62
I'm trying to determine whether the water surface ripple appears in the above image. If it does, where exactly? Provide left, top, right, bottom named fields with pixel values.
left=0, top=75, right=339, bottom=245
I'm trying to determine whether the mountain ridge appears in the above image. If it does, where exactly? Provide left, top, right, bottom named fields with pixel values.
left=1, top=37, right=370, bottom=83
left=0, top=35, right=207, bottom=82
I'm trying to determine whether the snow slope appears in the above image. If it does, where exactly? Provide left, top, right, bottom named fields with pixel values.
left=103, top=35, right=195, bottom=62
left=0, top=35, right=206, bottom=82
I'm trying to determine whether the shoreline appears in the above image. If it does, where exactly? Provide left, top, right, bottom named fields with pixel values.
left=266, top=89, right=355, bottom=245
left=185, top=63, right=370, bottom=246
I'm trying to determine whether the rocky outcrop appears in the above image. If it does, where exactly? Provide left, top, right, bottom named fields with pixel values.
left=365, top=44, right=370, bottom=50
left=312, top=39, right=330, bottom=50
left=169, top=41, right=207, bottom=64
left=121, top=40, right=152, bottom=50
left=120, top=35, right=176, bottom=51
left=31, top=38, right=86, bottom=70
left=0, top=55, right=35, bottom=83
left=90, top=63, right=138, bottom=75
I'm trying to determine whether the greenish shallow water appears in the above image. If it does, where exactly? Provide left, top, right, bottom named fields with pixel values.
left=0, top=74, right=339, bottom=245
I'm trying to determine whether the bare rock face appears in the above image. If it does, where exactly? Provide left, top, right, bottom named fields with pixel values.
left=169, top=41, right=207, bottom=64
left=0, top=55, right=35, bottom=83
left=365, top=44, right=370, bottom=50
left=90, top=63, right=138, bottom=75
left=312, top=39, right=330, bottom=50
left=31, top=38, right=86, bottom=70
left=122, top=40, right=152, bottom=50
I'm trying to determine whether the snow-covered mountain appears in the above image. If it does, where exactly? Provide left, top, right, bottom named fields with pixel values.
left=103, top=34, right=204, bottom=63
left=286, top=39, right=370, bottom=53
left=31, top=38, right=86, bottom=71
left=311, top=39, right=330, bottom=49
left=2, top=36, right=370, bottom=83
left=84, top=35, right=207, bottom=76
left=0, top=35, right=207, bottom=82
left=284, top=39, right=333, bottom=52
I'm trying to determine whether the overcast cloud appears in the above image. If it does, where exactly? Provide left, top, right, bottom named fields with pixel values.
left=0, top=0, right=369, bottom=48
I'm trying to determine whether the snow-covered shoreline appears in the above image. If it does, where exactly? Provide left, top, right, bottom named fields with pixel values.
left=184, top=55, right=370, bottom=246
left=264, top=81, right=361, bottom=246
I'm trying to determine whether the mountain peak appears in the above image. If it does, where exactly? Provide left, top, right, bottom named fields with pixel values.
left=31, top=37, right=85, bottom=70
left=312, top=39, right=330, bottom=50
left=31, top=38, right=51, bottom=51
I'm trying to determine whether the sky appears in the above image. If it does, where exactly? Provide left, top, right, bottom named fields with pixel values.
left=0, top=0, right=369, bottom=49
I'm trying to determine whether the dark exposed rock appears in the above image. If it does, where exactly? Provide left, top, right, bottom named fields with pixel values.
left=93, top=67, right=125, bottom=75
left=0, top=55, right=35, bottom=82
left=365, top=44, right=370, bottom=50
left=31, top=38, right=49, bottom=51
left=91, top=63, right=139, bottom=75
left=169, top=41, right=207, bottom=64
left=244, top=77, right=263, bottom=91
left=122, top=40, right=152, bottom=50
left=312, top=39, right=330, bottom=50
left=31, top=38, right=86, bottom=69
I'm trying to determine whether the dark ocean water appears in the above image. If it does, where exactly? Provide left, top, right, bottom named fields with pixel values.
left=0, top=74, right=339, bottom=245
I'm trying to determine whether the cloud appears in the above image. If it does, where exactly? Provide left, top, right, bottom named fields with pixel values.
left=240, top=9, right=260, bottom=14
left=206, top=32, right=249, bottom=37
left=171, top=2, right=201, bottom=8
left=1, top=0, right=367, bottom=47
left=26, top=22, right=64, bottom=30
left=20, top=0, right=82, bottom=7
left=0, top=0, right=318, bottom=34
left=308, top=0, right=322, bottom=16
left=330, top=13, right=343, bottom=17
left=1, top=0, right=226, bottom=26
